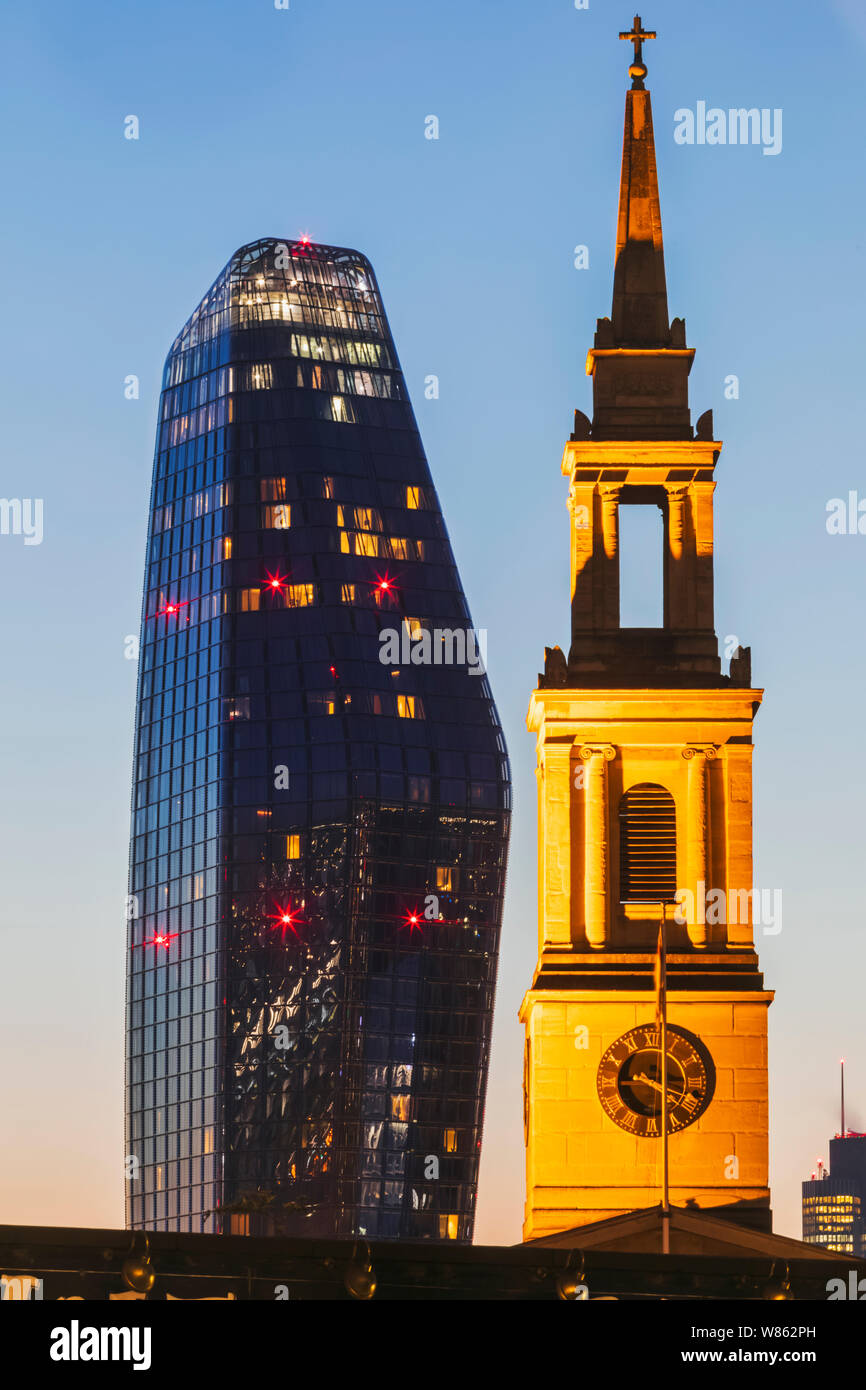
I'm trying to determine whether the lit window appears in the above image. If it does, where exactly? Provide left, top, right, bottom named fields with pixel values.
left=286, top=835, right=301, bottom=859
left=193, top=874, right=205, bottom=900
left=263, top=504, right=291, bottom=529
left=249, top=363, right=273, bottom=389
left=436, top=867, right=452, bottom=891
left=155, top=1165, right=164, bottom=1192
left=406, top=487, right=421, bottom=509
left=340, top=584, right=356, bottom=603
left=263, top=583, right=316, bottom=609
left=284, top=583, right=314, bottom=608
left=322, top=477, right=334, bottom=499
left=238, top=588, right=261, bottom=612
left=260, top=478, right=288, bottom=502
left=222, top=536, right=232, bottom=559
left=397, top=695, right=424, bottom=719
left=438, top=1214, right=459, bottom=1240
left=341, top=531, right=380, bottom=557
left=408, top=775, right=430, bottom=803
left=203, top=1127, right=214, bottom=1154
left=307, top=692, right=337, bottom=715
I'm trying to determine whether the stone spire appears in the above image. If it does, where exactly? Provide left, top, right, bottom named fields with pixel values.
left=585, top=16, right=694, bottom=441
left=610, top=80, right=670, bottom=347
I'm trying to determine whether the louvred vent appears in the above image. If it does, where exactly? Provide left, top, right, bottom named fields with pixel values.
left=619, top=783, right=677, bottom=903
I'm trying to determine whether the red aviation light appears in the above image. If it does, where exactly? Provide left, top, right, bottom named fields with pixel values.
left=267, top=901, right=303, bottom=939
left=145, top=932, right=176, bottom=951
left=374, top=572, right=399, bottom=598
left=402, top=908, right=423, bottom=936
left=155, top=600, right=188, bottom=619
left=264, top=569, right=288, bottom=595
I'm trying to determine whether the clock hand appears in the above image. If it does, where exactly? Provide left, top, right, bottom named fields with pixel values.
left=631, top=1071, right=686, bottom=1100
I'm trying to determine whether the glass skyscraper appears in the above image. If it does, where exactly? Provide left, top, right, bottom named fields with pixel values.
left=125, top=238, right=511, bottom=1242
left=802, top=1135, right=866, bottom=1257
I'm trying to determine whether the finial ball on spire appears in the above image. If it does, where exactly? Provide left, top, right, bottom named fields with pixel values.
left=619, top=14, right=656, bottom=90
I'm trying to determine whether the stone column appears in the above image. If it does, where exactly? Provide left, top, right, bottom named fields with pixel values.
left=665, top=486, right=690, bottom=628
left=599, top=486, right=620, bottom=560
left=568, top=480, right=595, bottom=634
left=681, top=745, right=717, bottom=948
left=579, top=744, right=616, bottom=949
left=598, top=486, right=621, bottom=629
left=691, top=480, right=716, bottom=631
left=667, top=489, right=686, bottom=559
left=541, top=742, right=573, bottom=949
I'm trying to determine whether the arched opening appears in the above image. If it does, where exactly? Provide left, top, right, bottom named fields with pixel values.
left=619, top=783, right=677, bottom=903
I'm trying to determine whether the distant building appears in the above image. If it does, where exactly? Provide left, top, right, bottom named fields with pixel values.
left=802, top=1135, right=866, bottom=1256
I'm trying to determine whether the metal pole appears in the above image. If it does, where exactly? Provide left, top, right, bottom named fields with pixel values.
left=660, top=903, right=669, bottom=1255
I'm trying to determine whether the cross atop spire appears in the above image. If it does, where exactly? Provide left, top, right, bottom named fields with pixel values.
left=587, top=15, right=695, bottom=439
left=619, top=14, right=656, bottom=90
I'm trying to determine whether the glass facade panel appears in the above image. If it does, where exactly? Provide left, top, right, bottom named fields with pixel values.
left=125, top=237, right=511, bottom=1241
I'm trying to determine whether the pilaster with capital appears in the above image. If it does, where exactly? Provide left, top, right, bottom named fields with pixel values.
left=664, top=485, right=690, bottom=628
left=540, top=741, right=574, bottom=949
left=598, top=485, right=622, bottom=628
left=681, top=744, right=717, bottom=947
left=578, top=743, right=616, bottom=949
left=568, top=480, right=596, bottom=632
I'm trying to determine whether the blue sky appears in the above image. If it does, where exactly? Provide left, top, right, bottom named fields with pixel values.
left=1, top=0, right=864, bottom=1243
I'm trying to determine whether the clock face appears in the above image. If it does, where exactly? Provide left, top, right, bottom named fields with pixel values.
left=596, top=1025, right=714, bottom=1137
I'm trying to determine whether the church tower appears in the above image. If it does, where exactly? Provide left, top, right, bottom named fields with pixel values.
left=520, top=18, right=773, bottom=1241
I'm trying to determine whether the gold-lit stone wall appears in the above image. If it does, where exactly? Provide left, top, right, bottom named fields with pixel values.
left=530, top=689, right=762, bottom=954
left=521, top=993, right=770, bottom=1239
left=521, top=687, right=772, bottom=1239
